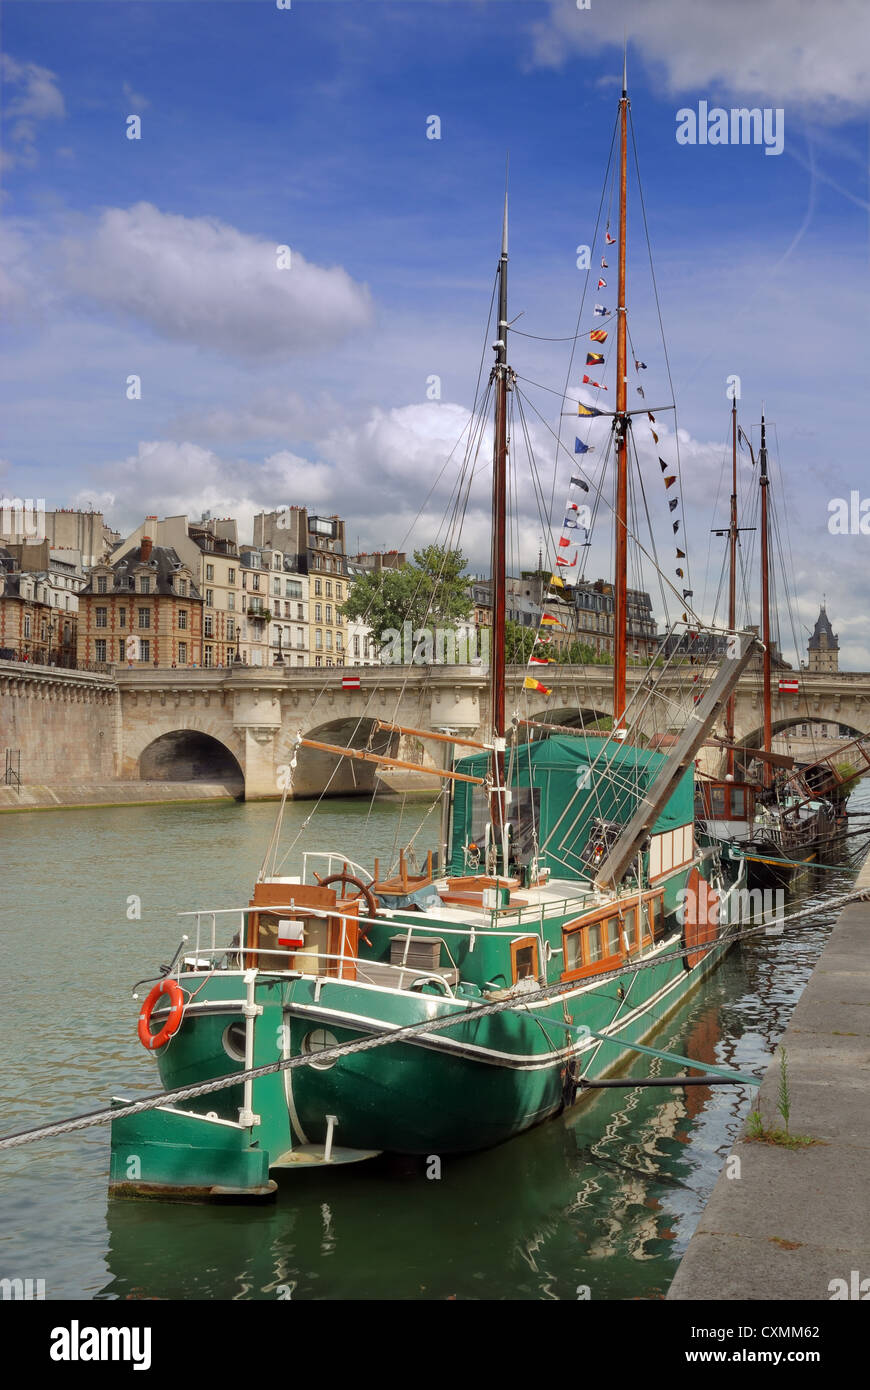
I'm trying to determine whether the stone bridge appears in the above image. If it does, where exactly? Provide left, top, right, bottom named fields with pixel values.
left=4, top=660, right=870, bottom=800
left=114, top=664, right=870, bottom=798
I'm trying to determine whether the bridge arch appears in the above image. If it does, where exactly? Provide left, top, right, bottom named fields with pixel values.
left=139, top=729, right=245, bottom=794
left=283, top=716, right=402, bottom=798
left=514, top=705, right=612, bottom=743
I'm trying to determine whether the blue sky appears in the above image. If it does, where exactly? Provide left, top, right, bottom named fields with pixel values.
left=2, top=0, right=870, bottom=661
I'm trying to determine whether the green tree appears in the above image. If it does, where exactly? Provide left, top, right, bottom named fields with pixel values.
left=341, top=545, right=472, bottom=657
left=504, top=620, right=536, bottom=665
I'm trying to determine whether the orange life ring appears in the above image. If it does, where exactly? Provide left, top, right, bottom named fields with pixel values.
left=138, top=979, right=185, bottom=1050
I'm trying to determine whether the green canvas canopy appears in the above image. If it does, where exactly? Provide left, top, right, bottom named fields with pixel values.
left=449, top=734, right=694, bottom=877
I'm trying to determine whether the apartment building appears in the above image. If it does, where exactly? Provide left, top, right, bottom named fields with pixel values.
left=77, top=536, right=203, bottom=668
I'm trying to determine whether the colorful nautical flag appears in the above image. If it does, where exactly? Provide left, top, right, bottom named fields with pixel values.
left=635, top=359, right=647, bottom=370
left=540, top=613, right=561, bottom=627
left=676, top=567, right=684, bottom=577
left=558, top=536, right=571, bottom=548
left=664, top=475, right=676, bottom=488
left=586, top=352, right=604, bottom=366
left=582, top=374, right=607, bottom=389
left=529, top=655, right=554, bottom=666
left=567, top=500, right=579, bottom=511
left=570, top=475, right=589, bottom=491
left=597, top=277, right=607, bottom=289
left=594, top=304, right=608, bottom=316
left=577, top=402, right=604, bottom=417
left=600, top=256, right=608, bottom=269
left=659, top=458, right=668, bottom=471
left=683, top=589, right=693, bottom=599
left=673, top=520, right=681, bottom=533
left=636, top=386, right=645, bottom=398
left=574, top=438, right=591, bottom=453
left=563, top=517, right=579, bottom=529
left=651, top=430, right=659, bottom=443
left=589, top=329, right=608, bottom=343
left=606, top=231, right=616, bottom=244
left=648, top=412, right=656, bottom=423
left=525, top=677, right=552, bottom=695
left=676, top=548, right=686, bottom=558
left=669, top=498, right=678, bottom=512
left=556, top=554, right=577, bottom=567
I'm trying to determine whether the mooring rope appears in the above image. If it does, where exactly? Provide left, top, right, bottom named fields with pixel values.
left=0, top=885, right=865, bottom=1154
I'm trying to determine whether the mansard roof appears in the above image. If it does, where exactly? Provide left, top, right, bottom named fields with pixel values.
left=808, top=603, right=838, bottom=650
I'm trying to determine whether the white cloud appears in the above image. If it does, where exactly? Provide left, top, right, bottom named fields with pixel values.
left=531, top=0, right=870, bottom=116
left=1, top=55, right=65, bottom=169
left=62, top=203, right=374, bottom=358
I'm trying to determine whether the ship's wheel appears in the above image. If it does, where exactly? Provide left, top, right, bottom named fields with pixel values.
left=315, top=872, right=377, bottom=946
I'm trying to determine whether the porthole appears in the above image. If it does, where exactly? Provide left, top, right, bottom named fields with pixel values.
left=302, top=1028, right=339, bottom=1070
left=222, top=1021, right=247, bottom=1062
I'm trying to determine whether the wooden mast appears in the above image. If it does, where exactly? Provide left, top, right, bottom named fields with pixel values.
left=613, top=58, right=629, bottom=731
left=759, top=413, right=773, bottom=788
left=725, top=398, right=738, bottom=777
left=489, top=188, right=510, bottom=855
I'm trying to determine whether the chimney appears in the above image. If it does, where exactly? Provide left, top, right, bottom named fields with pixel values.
left=141, top=535, right=153, bottom=563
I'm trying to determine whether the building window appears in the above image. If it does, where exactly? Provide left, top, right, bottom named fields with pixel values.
left=273, top=578, right=281, bottom=596
left=138, top=608, right=150, bottom=629
left=140, top=576, right=151, bottom=594
left=297, top=603, right=304, bottom=620
left=315, top=629, right=323, bottom=650
left=95, top=639, right=107, bottom=662
left=177, top=578, right=187, bottom=597
left=118, top=639, right=126, bottom=661
left=286, top=580, right=301, bottom=599
left=314, top=579, right=322, bottom=596
left=178, top=609, right=188, bottom=629
left=315, top=603, right=322, bottom=622
left=95, top=607, right=108, bottom=628
left=228, top=567, right=235, bottom=584
left=119, top=606, right=127, bottom=626
left=325, top=605, right=332, bottom=623
left=315, top=655, right=322, bottom=666
left=227, top=618, right=235, bottom=640
left=205, top=588, right=214, bottom=607
left=24, top=616, right=31, bottom=638
left=326, top=631, right=333, bottom=651
left=97, top=575, right=108, bottom=593
left=325, top=581, right=332, bottom=597
left=242, top=573, right=247, bottom=590
left=139, top=639, right=150, bottom=663
left=227, top=591, right=235, bottom=611
left=178, top=641, right=187, bottom=664
left=204, top=646, right=213, bottom=667
left=353, top=635, right=360, bottom=657
left=336, top=632, right=343, bottom=651
left=336, top=583, right=343, bottom=600
left=204, top=615, right=214, bottom=637
left=252, top=575, right=260, bottom=591
left=206, top=563, right=214, bottom=581
left=296, top=628, right=304, bottom=648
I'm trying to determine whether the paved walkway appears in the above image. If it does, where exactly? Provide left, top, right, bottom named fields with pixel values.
left=668, top=852, right=870, bottom=1300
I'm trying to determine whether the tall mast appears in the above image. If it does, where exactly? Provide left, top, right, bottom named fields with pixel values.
left=725, top=398, right=738, bottom=776
left=612, top=57, right=630, bottom=730
left=489, top=189, right=510, bottom=853
left=759, top=414, right=773, bottom=788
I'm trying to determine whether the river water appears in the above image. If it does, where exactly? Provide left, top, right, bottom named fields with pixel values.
left=1, top=790, right=867, bottom=1301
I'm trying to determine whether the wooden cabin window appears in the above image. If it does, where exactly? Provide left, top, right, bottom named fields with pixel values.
left=731, top=788, right=746, bottom=816
left=648, top=894, right=664, bottom=942
left=605, top=917, right=622, bottom=957
left=620, top=906, right=637, bottom=951
left=710, top=788, right=726, bottom=816
left=587, top=923, right=604, bottom=964
left=511, top=936, right=539, bottom=982
left=564, top=929, right=583, bottom=972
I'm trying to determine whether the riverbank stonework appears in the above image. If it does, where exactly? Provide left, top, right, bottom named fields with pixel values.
left=667, top=848, right=870, bottom=1301
left=0, top=780, right=242, bottom=812
left=0, top=664, right=118, bottom=784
